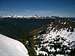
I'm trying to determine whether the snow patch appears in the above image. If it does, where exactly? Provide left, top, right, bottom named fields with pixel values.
left=35, top=25, right=75, bottom=56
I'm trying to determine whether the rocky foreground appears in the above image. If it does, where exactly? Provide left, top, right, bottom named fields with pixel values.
left=32, top=20, right=75, bottom=56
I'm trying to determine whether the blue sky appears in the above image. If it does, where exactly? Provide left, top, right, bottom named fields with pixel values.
left=0, top=0, right=75, bottom=16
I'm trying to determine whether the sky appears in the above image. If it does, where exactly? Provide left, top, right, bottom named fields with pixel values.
left=0, top=0, right=75, bottom=17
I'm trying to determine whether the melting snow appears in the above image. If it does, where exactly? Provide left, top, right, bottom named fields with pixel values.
left=35, top=24, right=75, bottom=56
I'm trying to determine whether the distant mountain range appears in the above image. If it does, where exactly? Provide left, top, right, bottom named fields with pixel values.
left=0, top=16, right=75, bottom=20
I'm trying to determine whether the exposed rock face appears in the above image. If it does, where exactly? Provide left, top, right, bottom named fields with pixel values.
left=34, top=21, right=75, bottom=56
left=0, top=34, right=29, bottom=56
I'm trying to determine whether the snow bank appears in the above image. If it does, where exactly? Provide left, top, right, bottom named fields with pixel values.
left=0, top=34, right=29, bottom=56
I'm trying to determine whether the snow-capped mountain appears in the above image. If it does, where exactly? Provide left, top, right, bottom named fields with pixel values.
left=34, top=21, right=75, bottom=56
left=0, top=34, right=29, bottom=56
